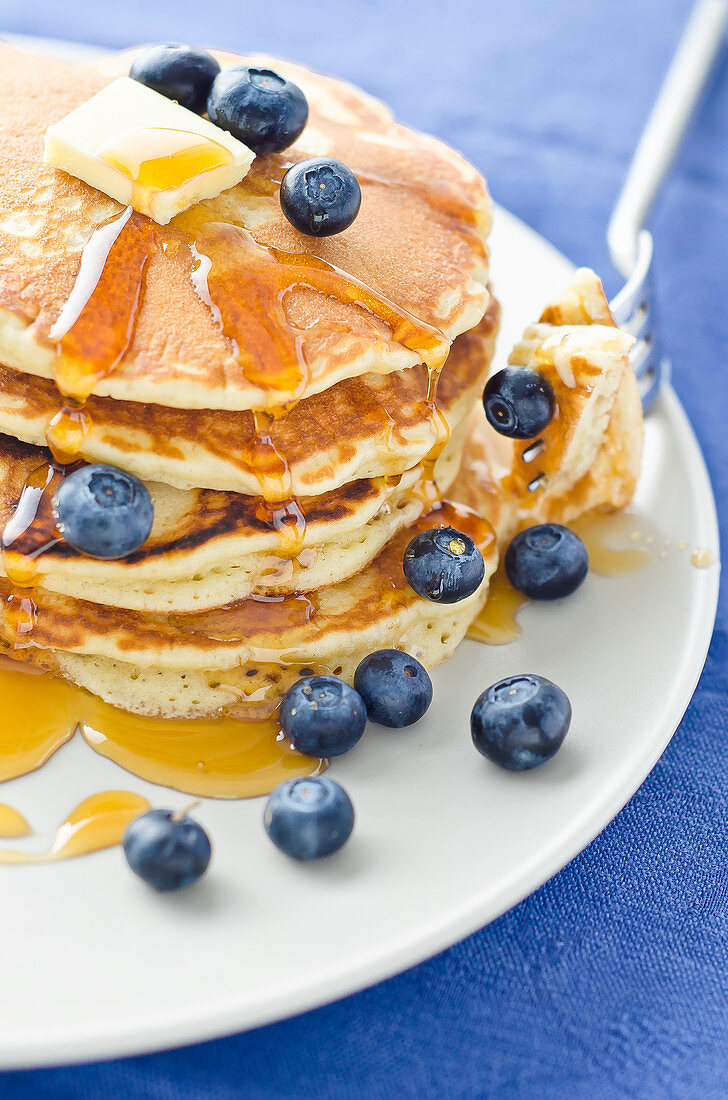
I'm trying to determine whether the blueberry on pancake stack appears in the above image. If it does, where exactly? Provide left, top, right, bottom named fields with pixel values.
left=0, top=42, right=642, bottom=734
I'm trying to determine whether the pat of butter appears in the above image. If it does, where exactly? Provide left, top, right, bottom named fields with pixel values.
left=44, top=77, right=255, bottom=225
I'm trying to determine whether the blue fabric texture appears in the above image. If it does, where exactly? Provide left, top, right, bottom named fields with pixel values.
left=1, top=0, right=726, bottom=1094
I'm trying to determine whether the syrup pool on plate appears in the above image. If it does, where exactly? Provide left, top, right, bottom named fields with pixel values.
left=0, top=791, right=151, bottom=865
left=468, top=511, right=657, bottom=647
left=0, top=660, right=324, bottom=798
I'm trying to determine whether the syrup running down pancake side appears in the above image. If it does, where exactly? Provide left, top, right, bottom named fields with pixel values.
left=0, top=185, right=486, bottom=802
left=0, top=48, right=649, bottom=847
left=0, top=48, right=486, bottom=813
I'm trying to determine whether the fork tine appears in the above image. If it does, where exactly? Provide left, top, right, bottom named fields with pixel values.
left=609, top=230, right=653, bottom=328
left=609, top=230, right=669, bottom=412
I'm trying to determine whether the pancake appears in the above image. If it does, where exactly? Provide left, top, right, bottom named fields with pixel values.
left=0, top=44, right=491, bottom=410
left=0, top=298, right=498, bottom=495
left=0, top=269, right=643, bottom=722
left=0, top=415, right=469, bottom=613
left=0, top=495, right=496, bottom=671
left=458, top=269, right=642, bottom=532
left=0, top=495, right=499, bottom=716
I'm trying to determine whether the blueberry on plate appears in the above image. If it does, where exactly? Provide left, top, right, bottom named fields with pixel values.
left=354, top=649, right=432, bottom=728
left=403, top=526, right=485, bottom=603
left=264, top=776, right=354, bottom=860
left=483, top=366, right=555, bottom=439
left=505, top=524, right=588, bottom=600
left=279, top=675, right=367, bottom=758
left=207, top=65, right=308, bottom=154
left=52, top=463, right=154, bottom=560
left=129, top=44, right=220, bottom=114
left=471, top=674, right=571, bottom=771
left=280, top=158, right=361, bottom=237
left=123, top=808, right=211, bottom=890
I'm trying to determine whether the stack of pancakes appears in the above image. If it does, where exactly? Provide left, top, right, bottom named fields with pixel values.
left=0, top=44, right=642, bottom=722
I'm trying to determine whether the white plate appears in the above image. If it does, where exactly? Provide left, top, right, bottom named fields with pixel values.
left=0, top=36, right=720, bottom=1070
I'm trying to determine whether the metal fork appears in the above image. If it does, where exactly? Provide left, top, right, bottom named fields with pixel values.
left=607, top=0, right=727, bottom=411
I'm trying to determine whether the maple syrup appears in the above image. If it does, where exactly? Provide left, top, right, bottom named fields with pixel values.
left=45, top=404, right=92, bottom=465
left=172, top=590, right=318, bottom=641
left=0, top=135, right=466, bottom=807
left=180, top=216, right=449, bottom=398
left=467, top=512, right=660, bottom=648
left=0, top=804, right=31, bottom=838
left=569, top=512, right=651, bottom=576
left=413, top=377, right=451, bottom=510
left=182, top=215, right=452, bottom=543
left=80, top=708, right=324, bottom=799
left=34, top=195, right=453, bottom=555
left=467, top=566, right=528, bottom=645
left=0, top=662, right=78, bottom=781
left=691, top=548, right=715, bottom=569
left=1, top=463, right=66, bottom=587
left=48, top=205, right=155, bottom=403
left=0, top=790, right=151, bottom=865
left=99, top=127, right=234, bottom=195
left=0, top=659, right=323, bottom=798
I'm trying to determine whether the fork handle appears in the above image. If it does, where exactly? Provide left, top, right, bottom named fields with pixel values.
left=607, top=0, right=727, bottom=276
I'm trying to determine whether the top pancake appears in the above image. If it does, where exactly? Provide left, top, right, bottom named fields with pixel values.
left=0, top=44, right=491, bottom=410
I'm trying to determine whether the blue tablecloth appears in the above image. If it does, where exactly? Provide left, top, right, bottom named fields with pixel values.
left=1, top=0, right=726, bottom=1095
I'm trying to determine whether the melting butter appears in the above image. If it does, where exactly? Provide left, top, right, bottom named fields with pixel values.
left=44, top=78, right=254, bottom=224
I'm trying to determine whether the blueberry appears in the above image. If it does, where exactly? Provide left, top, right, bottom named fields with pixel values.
left=354, top=649, right=432, bottom=728
left=471, top=674, right=571, bottom=770
left=207, top=65, right=308, bottom=154
left=264, top=776, right=354, bottom=860
left=483, top=366, right=555, bottom=439
left=505, top=524, right=588, bottom=600
left=280, top=158, right=361, bottom=237
left=129, top=44, right=220, bottom=114
left=279, top=675, right=367, bottom=758
left=52, top=463, right=153, bottom=560
left=123, top=808, right=211, bottom=890
left=403, top=526, right=485, bottom=603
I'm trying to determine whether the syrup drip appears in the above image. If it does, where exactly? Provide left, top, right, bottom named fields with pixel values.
left=247, top=408, right=308, bottom=557
left=0, top=662, right=77, bottom=780
left=257, top=497, right=308, bottom=559
left=181, top=217, right=449, bottom=396
left=468, top=512, right=657, bottom=648
left=99, top=126, right=234, bottom=195
left=182, top=217, right=450, bottom=546
left=0, top=660, right=323, bottom=798
left=570, top=512, right=651, bottom=576
left=48, top=206, right=155, bottom=403
left=45, top=403, right=92, bottom=465
left=691, top=548, right=715, bottom=569
left=0, top=790, right=150, bottom=865
left=172, top=591, right=318, bottom=641
left=467, top=567, right=527, bottom=646
left=31, top=206, right=158, bottom=587
left=80, top=707, right=325, bottom=799
left=0, top=804, right=31, bottom=838
left=1, top=463, right=66, bottom=587
left=413, top=365, right=451, bottom=510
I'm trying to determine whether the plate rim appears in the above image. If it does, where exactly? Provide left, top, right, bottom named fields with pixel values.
left=1, top=253, right=719, bottom=1072
left=0, top=34, right=720, bottom=1068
